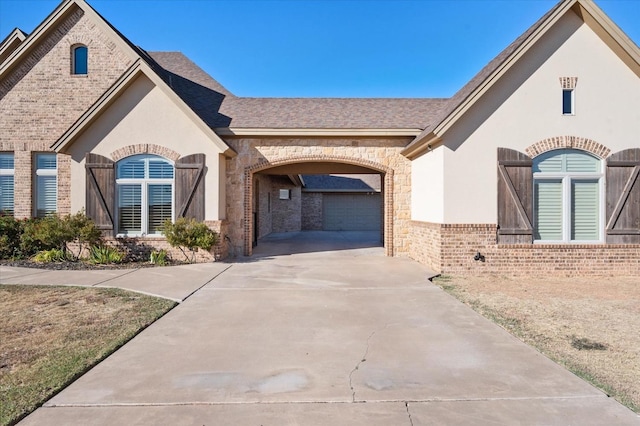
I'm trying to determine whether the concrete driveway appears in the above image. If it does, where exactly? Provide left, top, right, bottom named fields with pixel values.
left=17, top=232, right=639, bottom=425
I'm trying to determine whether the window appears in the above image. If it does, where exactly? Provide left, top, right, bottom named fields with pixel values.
left=72, top=45, right=88, bottom=75
left=533, top=149, right=602, bottom=242
left=116, top=155, right=173, bottom=236
left=562, top=89, right=574, bottom=115
left=0, top=153, right=15, bottom=215
left=35, top=153, right=57, bottom=217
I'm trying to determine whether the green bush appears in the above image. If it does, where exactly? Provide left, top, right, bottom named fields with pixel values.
left=0, top=215, right=24, bottom=259
left=162, top=218, right=218, bottom=263
left=149, top=249, right=169, bottom=266
left=33, top=248, right=69, bottom=263
left=89, top=245, right=125, bottom=265
left=20, top=212, right=102, bottom=261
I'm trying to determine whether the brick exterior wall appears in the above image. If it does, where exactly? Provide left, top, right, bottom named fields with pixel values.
left=272, top=183, right=301, bottom=233
left=223, top=137, right=412, bottom=257
left=410, top=221, right=640, bottom=277
left=0, top=6, right=133, bottom=218
left=301, top=192, right=323, bottom=230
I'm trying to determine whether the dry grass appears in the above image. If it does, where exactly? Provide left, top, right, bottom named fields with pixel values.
left=433, top=275, right=640, bottom=413
left=0, top=285, right=176, bottom=425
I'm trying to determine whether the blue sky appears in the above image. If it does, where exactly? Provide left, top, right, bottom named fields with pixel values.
left=1, top=0, right=639, bottom=98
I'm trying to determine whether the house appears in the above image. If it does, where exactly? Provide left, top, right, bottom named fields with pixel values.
left=0, top=0, right=638, bottom=275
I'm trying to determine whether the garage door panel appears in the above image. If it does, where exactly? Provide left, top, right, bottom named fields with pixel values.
left=322, top=193, right=381, bottom=231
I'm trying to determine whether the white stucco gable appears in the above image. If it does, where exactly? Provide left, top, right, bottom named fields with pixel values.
left=411, top=1, right=640, bottom=225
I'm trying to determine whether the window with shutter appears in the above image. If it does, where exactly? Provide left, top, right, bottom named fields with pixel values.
left=533, top=149, right=603, bottom=243
left=0, top=153, right=14, bottom=215
left=35, top=153, right=57, bottom=217
left=497, top=148, right=533, bottom=244
left=606, top=148, right=640, bottom=243
left=116, top=155, right=174, bottom=236
left=175, top=154, right=205, bottom=221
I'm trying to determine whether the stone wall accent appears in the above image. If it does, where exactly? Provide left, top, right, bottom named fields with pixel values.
left=525, top=136, right=610, bottom=159
left=410, top=221, right=640, bottom=277
left=301, top=193, right=323, bottom=230
left=0, top=6, right=133, bottom=219
left=223, top=137, right=411, bottom=258
left=110, top=144, right=181, bottom=162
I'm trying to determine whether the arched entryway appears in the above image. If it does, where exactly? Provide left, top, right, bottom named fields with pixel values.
left=244, top=155, right=394, bottom=256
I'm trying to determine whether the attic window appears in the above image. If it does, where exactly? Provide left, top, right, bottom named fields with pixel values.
left=562, top=89, right=574, bottom=115
left=72, top=45, right=88, bottom=75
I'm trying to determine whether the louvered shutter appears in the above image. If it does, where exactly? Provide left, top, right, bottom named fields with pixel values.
left=497, top=148, right=533, bottom=244
left=175, top=153, right=205, bottom=221
left=85, top=153, right=115, bottom=233
left=606, top=148, right=640, bottom=243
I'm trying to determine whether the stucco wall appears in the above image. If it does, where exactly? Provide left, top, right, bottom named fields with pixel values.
left=65, top=75, right=227, bottom=221
left=411, top=145, right=444, bottom=223
left=436, top=11, right=640, bottom=224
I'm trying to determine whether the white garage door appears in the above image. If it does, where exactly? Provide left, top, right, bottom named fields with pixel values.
left=322, top=193, right=382, bottom=231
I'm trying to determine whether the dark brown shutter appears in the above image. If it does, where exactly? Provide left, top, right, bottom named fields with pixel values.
left=85, top=153, right=115, bottom=233
left=497, top=148, right=533, bottom=244
left=606, top=148, right=640, bottom=243
left=175, top=153, right=205, bottom=220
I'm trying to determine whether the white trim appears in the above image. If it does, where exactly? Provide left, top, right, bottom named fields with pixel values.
left=115, top=155, right=174, bottom=237
left=533, top=151, right=604, bottom=243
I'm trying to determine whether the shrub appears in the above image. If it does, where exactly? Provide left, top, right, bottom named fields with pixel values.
left=149, top=249, right=169, bottom=266
left=20, top=212, right=101, bottom=261
left=89, top=245, right=125, bottom=265
left=162, top=218, right=218, bottom=263
left=33, top=248, right=68, bottom=263
left=0, top=215, right=23, bottom=259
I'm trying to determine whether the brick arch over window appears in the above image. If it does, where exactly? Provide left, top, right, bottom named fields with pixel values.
left=244, top=155, right=394, bottom=257
left=525, top=136, right=611, bottom=159
left=110, top=144, right=181, bottom=162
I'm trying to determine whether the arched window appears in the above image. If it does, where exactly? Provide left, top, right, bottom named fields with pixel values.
left=72, top=45, right=88, bottom=75
left=116, top=155, right=174, bottom=236
left=533, top=149, right=603, bottom=242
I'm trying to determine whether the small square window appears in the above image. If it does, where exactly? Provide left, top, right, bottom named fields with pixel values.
left=279, top=189, right=290, bottom=200
left=562, top=89, right=574, bottom=115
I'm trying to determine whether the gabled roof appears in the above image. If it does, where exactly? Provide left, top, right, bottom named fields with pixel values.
left=0, top=28, right=27, bottom=65
left=52, top=58, right=235, bottom=156
left=402, top=0, right=640, bottom=159
left=0, top=0, right=234, bottom=156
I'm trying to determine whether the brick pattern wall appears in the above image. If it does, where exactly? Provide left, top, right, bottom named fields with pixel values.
left=223, top=137, right=411, bottom=257
left=525, top=136, right=610, bottom=159
left=272, top=184, right=301, bottom=233
left=111, top=144, right=181, bottom=162
left=301, top=193, right=323, bottom=230
left=410, top=221, right=640, bottom=277
left=0, top=6, right=133, bottom=218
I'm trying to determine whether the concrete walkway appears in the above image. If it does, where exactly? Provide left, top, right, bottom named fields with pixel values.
left=6, top=232, right=638, bottom=425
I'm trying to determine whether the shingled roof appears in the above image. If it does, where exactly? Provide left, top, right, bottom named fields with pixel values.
left=147, top=52, right=448, bottom=130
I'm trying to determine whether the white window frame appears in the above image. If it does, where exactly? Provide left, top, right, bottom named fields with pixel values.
left=0, top=153, right=15, bottom=215
left=533, top=153, right=604, bottom=244
left=34, top=153, right=57, bottom=218
left=115, top=155, right=174, bottom=237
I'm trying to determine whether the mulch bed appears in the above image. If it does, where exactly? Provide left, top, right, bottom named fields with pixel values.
left=0, top=259, right=184, bottom=271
